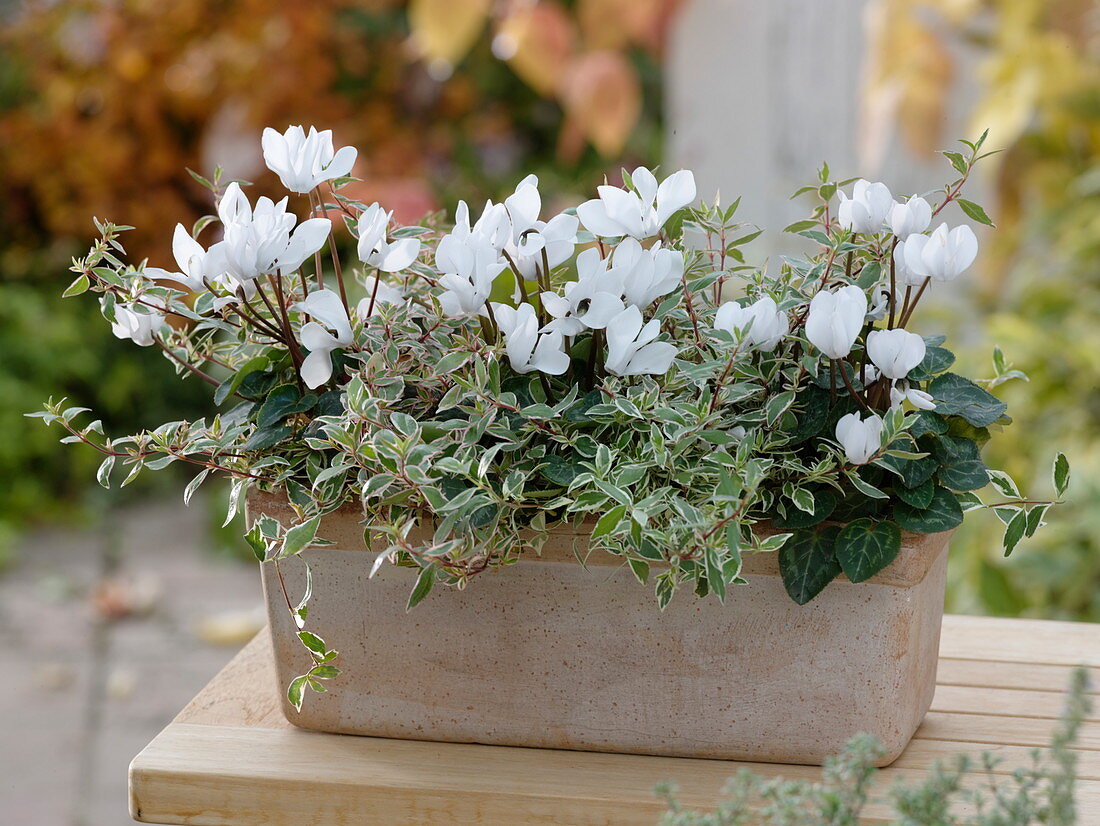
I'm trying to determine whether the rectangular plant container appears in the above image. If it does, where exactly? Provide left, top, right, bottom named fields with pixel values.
left=251, top=491, right=952, bottom=766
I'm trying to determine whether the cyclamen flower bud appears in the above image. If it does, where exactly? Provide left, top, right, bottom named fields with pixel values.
left=714, top=296, right=789, bottom=351
left=900, top=223, right=978, bottom=283
left=866, top=328, right=926, bottom=381
left=835, top=412, right=884, bottom=465
left=805, top=285, right=867, bottom=359
left=837, top=180, right=894, bottom=234
left=577, top=166, right=696, bottom=240
left=261, top=125, right=357, bottom=194
left=492, top=303, right=570, bottom=376
left=888, top=195, right=932, bottom=238
left=604, top=305, right=677, bottom=376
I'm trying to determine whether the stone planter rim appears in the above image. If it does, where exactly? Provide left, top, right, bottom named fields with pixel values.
left=247, top=489, right=952, bottom=590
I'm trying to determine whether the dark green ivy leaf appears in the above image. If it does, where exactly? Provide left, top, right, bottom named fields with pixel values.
left=932, top=435, right=990, bottom=491
left=257, top=384, right=317, bottom=427
left=835, top=519, right=901, bottom=583
left=778, top=525, right=842, bottom=605
left=893, top=486, right=964, bottom=534
left=243, top=424, right=293, bottom=451
left=785, top=386, right=832, bottom=445
left=541, top=454, right=585, bottom=486
left=894, top=477, right=935, bottom=509
left=929, top=373, right=1007, bottom=428
left=908, top=410, right=949, bottom=439
left=908, top=346, right=956, bottom=381
left=215, top=356, right=270, bottom=405
left=879, top=437, right=939, bottom=489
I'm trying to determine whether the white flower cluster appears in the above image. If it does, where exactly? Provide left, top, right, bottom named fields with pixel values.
left=838, top=178, right=978, bottom=284
left=115, top=127, right=982, bottom=473
left=815, top=178, right=982, bottom=464
left=435, top=167, right=696, bottom=378
left=126, top=126, right=426, bottom=389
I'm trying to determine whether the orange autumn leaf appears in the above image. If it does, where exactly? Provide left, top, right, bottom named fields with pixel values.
left=495, top=1, right=576, bottom=96
left=408, top=0, right=492, bottom=70
left=578, top=0, right=658, bottom=50
left=561, top=50, right=641, bottom=157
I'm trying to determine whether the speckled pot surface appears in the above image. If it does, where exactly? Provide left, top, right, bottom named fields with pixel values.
left=251, top=491, right=952, bottom=766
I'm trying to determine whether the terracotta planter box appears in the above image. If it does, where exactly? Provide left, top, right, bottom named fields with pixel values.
left=251, top=491, right=952, bottom=766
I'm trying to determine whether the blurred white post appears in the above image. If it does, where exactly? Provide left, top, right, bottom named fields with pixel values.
left=666, top=0, right=985, bottom=256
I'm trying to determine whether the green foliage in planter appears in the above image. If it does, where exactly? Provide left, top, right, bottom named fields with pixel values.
left=34, top=127, right=1066, bottom=708
left=657, top=667, right=1090, bottom=826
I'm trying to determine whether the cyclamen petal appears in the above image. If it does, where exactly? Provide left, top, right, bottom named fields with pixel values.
left=262, top=125, right=357, bottom=194
left=654, top=169, right=697, bottom=228
left=575, top=199, right=624, bottom=238
left=604, top=305, right=677, bottom=376
left=298, top=322, right=342, bottom=389
left=805, top=285, right=867, bottom=359
left=835, top=412, right=883, bottom=465
left=279, top=218, right=332, bottom=275
left=577, top=167, right=696, bottom=240
left=295, top=288, right=352, bottom=343
left=377, top=237, right=420, bottom=272
left=889, top=195, right=932, bottom=238
left=838, top=179, right=893, bottom=234
left=493, top=302, right=569, bottom=375
left=110, top=300, right=165, bottom=347
left=867, top=328, right=926, bottom=380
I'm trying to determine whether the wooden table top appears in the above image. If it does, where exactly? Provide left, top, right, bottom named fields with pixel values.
left=129, top=615, right=1099, bottom=825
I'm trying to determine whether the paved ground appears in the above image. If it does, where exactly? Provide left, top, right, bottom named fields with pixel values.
left=0, top=495, right=263, bottom=826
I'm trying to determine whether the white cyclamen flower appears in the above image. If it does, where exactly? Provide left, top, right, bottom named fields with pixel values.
left=436, top=235, right=505, bottom=318
left=604, top=305, right=677, bottom=377
left=900, top=223, right=978, bottom=283
left=541, top=248, right=625, bottom=336
left=577, top=166, right=696, bottom=240
left=866, top=328, right=926, bottom=381
left=890, top=383, right=937, bottom=411
left=356, top=276, right=405, bottom=319
left=261, top=125, right=357, bottom=194
left=835, top=412, right=884, bottom=465
left=434, top=199, right=514, bottom=318
left=610, top=237, right=684, bottom=309
left=888, top=195, right=932, bottom=238
left=450, top=199, right=512, bottom=251
left=109, top=298, right=165, bottom=347
left=804, top=285, right=867, bottom=359
left=356, top=204, right=420, bottom=273
left=714, top=295, right=789, bottom=351
left=492, top=302, right=570, bottom=376
left=216, top=183, right=330, bottom=286
left=293, top=289, right=352, bottom=389
left=502, top=175, right=578, bottom=282
left=865, top=283, right=898, bottom=322
left=837, top=179, right=894, bottom=234
left=143, top=224, right=222, bottom=293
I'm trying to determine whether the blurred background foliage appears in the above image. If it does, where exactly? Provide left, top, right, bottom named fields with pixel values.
left=0, top=0, right=1096, bottom=618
